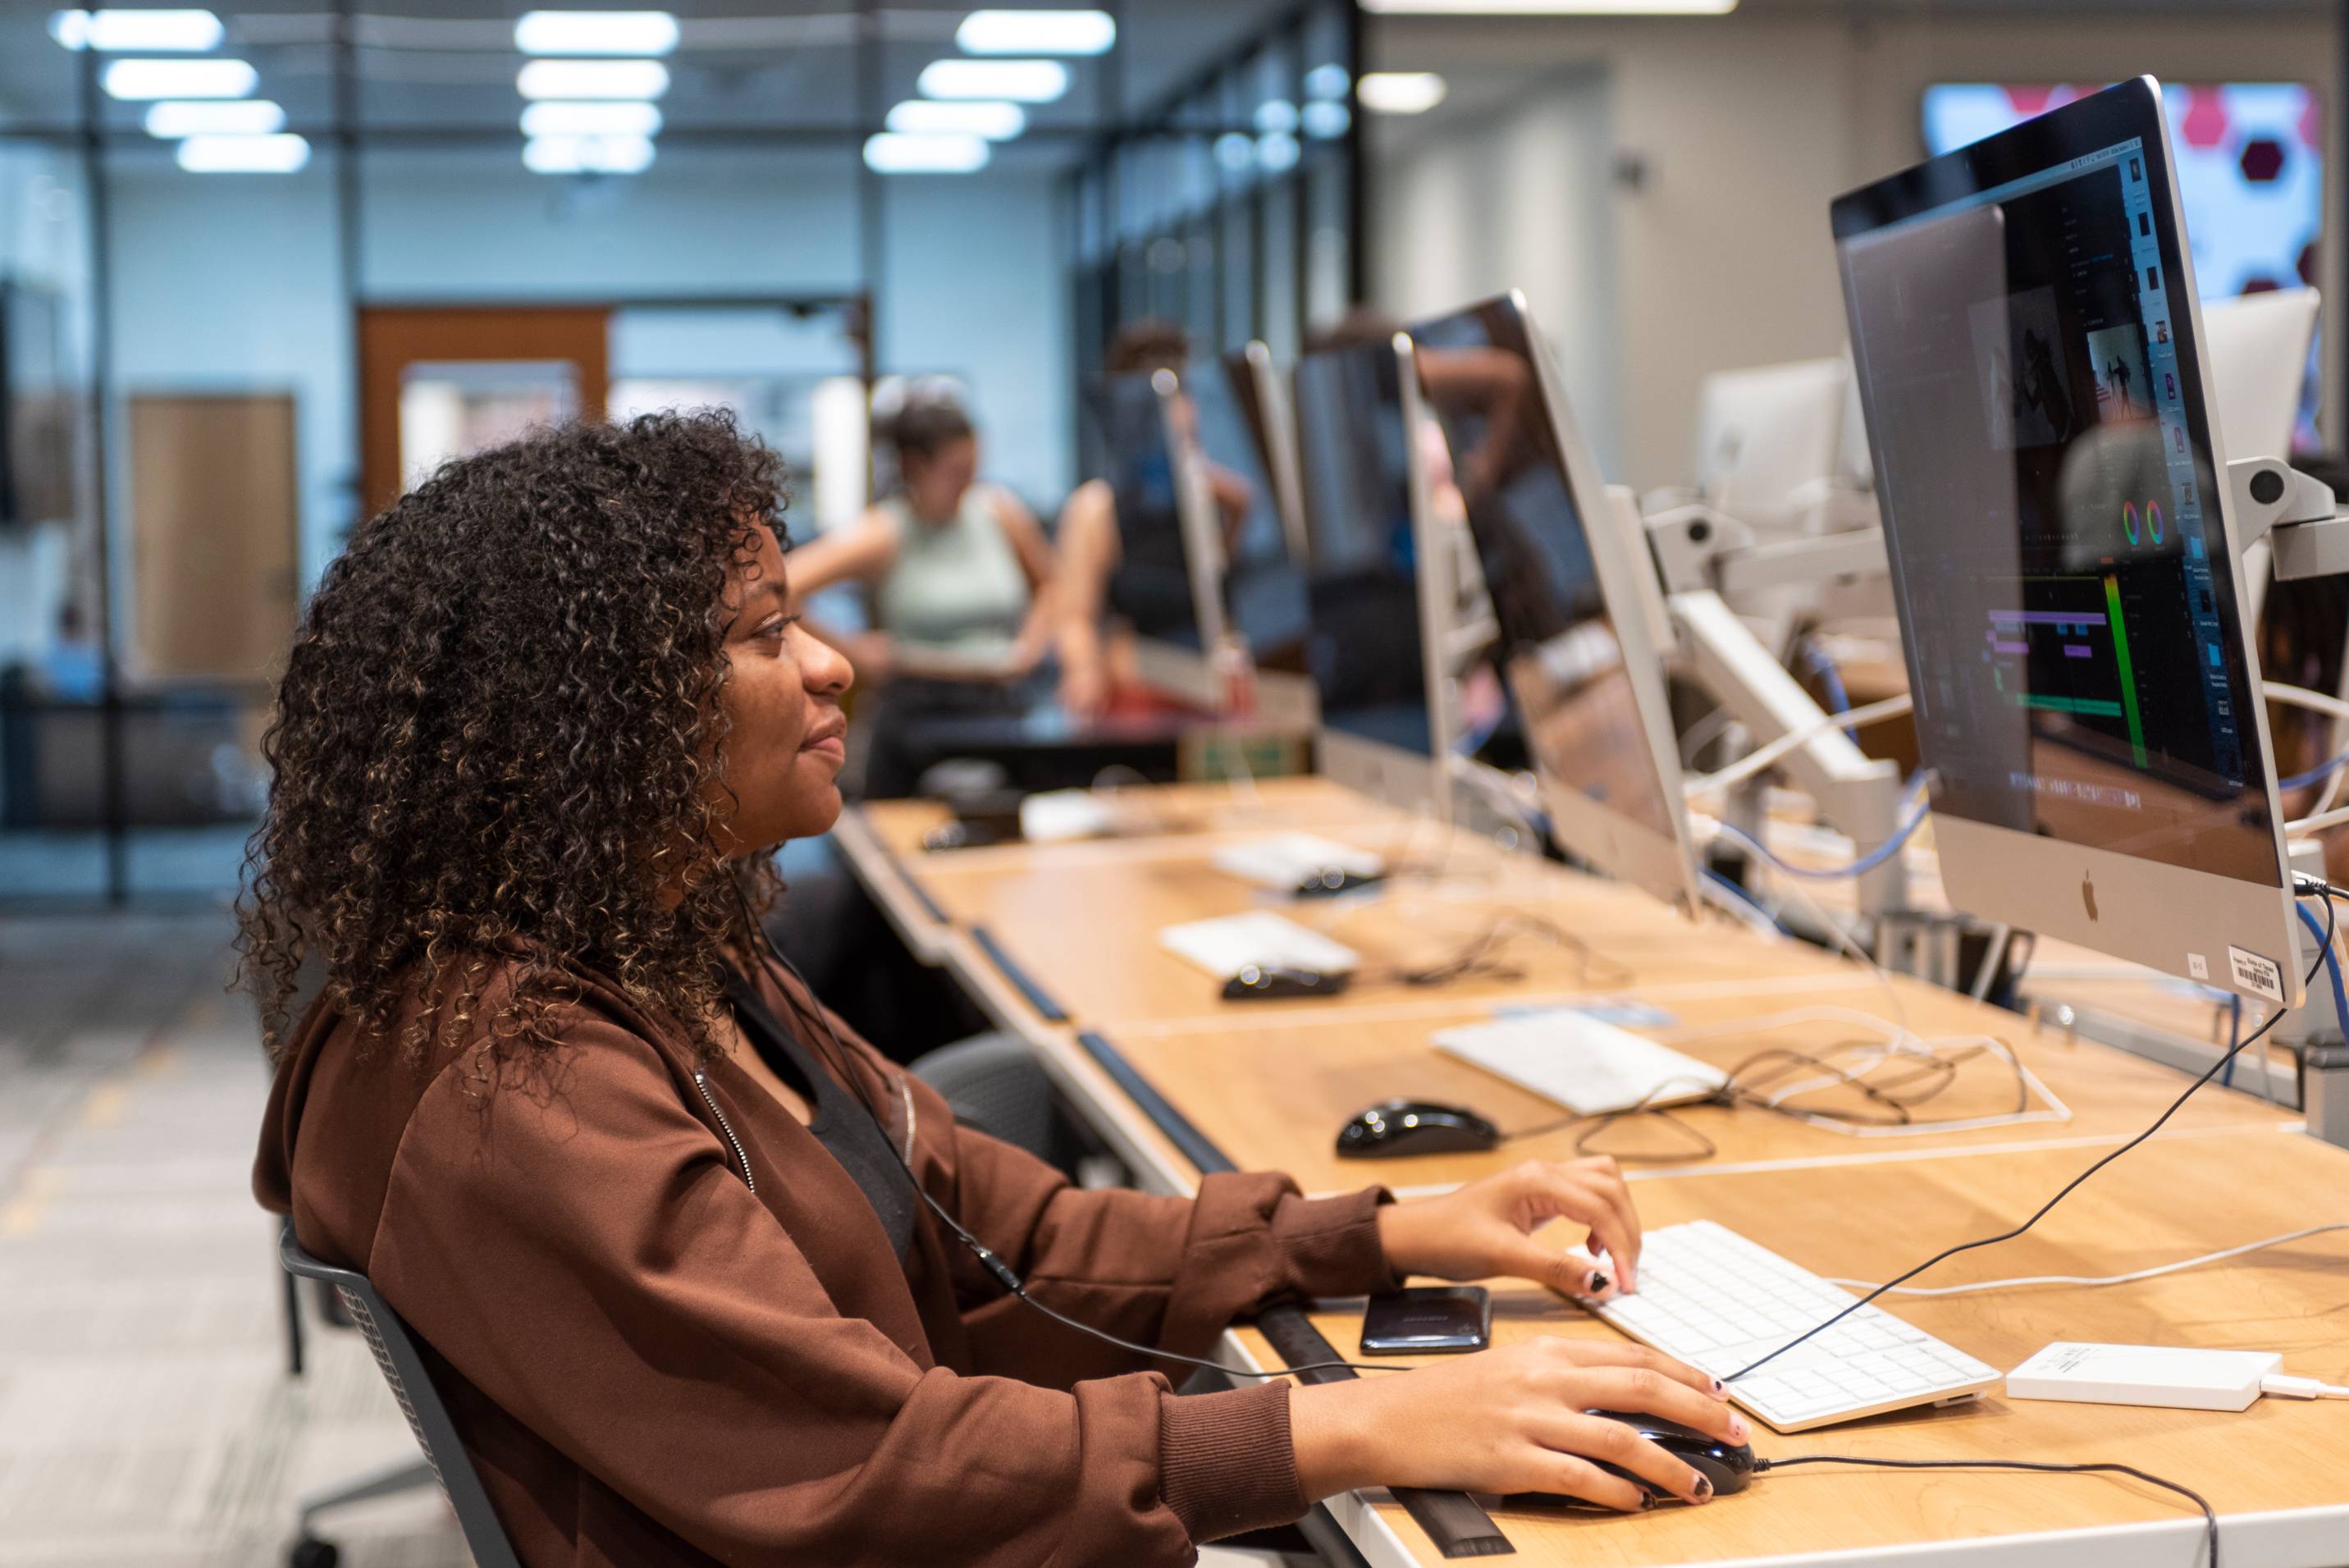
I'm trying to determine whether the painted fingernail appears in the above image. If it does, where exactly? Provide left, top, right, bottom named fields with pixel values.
left=1729, top=1415, right=1750, bottom=1442
left=1711, top=1378, right=1727, bottom=1395
left=1635, top=1493, right=1656, bottom=1512
left=1693, top=1475, right=1714, bottom=1503
left=1586, top=1270, right=1611, bottom=1295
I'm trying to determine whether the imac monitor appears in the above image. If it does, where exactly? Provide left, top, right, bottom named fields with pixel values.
left=1099, top=369, right=1222, bottom=706
left=1291, top=333, right=1447, bottom=813
left=1179, top=351, right=1311, bottom=672
left=1693, top=357, right=1849, bottom=533
left=2201, top=286, right=2318, bottom=467
left=1835, top=76, right=2301, bottom=1004
left=1412, top=293, right=1704, bottom=915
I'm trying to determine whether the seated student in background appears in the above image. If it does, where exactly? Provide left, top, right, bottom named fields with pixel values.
left=787, top=395, right=1101, bottom=793
left=246, top=411, right=1742, bottom=1567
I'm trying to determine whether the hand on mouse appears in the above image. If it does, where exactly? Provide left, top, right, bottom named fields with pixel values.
left=1288, top=1336, right=1742, bottom=1510
left=1375, top=1157, right=1641, bottom=1296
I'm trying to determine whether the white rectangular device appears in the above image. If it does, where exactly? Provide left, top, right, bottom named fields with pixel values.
left=1433, top=1011, right=1727, bottom=1118
left=1211, top=833, right=1387, bottom=893
left=1593, top=1221, right=2002, bottom=1432
left=2007, top=1342, right=2282, bottom=1412
left=1157, top=911, right=1360, bottom=981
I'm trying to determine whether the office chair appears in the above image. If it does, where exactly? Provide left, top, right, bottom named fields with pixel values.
left=277, top=1223, right=522, bottom=1568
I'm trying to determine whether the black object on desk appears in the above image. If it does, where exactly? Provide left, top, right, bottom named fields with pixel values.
left=1360, top=1287, right=1492, bottom=1355
left=1222, top=964, right=1351, bottom=1000
left=1337, top=1099, right=1501, bottom=1159
left=1506, top=1411, right=1755, bottom=1507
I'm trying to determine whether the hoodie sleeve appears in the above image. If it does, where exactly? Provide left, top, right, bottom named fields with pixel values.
left=366, top=1017, right=1305, bottom=1565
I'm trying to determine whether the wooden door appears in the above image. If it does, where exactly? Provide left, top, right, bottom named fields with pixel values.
left=357, top=305, right=610, bottom=518
left=127, top=392, right=299, bottom=681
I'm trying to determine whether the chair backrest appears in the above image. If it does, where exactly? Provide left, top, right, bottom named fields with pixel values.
left=279, top=1223, right=525, bottom=1568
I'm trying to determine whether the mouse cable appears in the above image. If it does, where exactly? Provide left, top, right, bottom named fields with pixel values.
left=1724, top=880, right=2335, bottom=1387
left=1752, top=1456, right=2217, bottom=1568
left=729, top=890, right=1409, bottom=1383
left=1824, top=1220, right=2349, bottom=1297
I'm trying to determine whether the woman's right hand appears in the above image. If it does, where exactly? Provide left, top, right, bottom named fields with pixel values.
left=1288, top=1336, right=1745, bottom=1512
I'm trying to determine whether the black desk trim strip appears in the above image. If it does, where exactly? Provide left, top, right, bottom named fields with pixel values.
left=1076, top=1030, right=1235, bottom=1175
left=1072, top=1027, right=1512, bottom=1559
left=970, top=926, right=1067, bottom=1022
left=897, top=863, right=948, bottom=926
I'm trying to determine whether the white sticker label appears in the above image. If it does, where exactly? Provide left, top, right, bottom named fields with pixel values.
left=2228, top=946, right=2285, bottom=1004
left=2187, top=953, right=2209, bottom=981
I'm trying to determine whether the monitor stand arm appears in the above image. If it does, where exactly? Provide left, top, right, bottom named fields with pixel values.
left=2233, top=455, right=2349, bottom=583
left=1665, top=587, right=1915, bottom=932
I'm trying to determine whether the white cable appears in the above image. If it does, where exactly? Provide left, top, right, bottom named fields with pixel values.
left=1682, top=693, right=1913, bottom=799
left=1826, top=1222, right=2349, bottom=1296
left=2267, top=682, right=2349, bottom=723
left=2261, top=1373, right=2349, bottom=1400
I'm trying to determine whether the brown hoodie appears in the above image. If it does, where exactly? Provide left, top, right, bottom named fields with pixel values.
left=254, top=952, right=1399, bottom=1566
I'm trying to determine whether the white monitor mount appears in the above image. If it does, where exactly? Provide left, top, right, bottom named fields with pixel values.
left=1639, top=501, right=1919, bottom=939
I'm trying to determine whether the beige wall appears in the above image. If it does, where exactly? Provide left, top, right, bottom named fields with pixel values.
left=1368, top=2, right=2341, bottom=490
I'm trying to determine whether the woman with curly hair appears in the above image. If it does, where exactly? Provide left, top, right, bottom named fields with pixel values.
left=246, top=410, right=1739, bottom=1566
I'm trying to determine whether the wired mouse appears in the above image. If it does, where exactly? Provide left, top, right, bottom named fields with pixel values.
left=1506, top=1410, right=1755, bottom=1508
left=1293, top=867, right=1386, bottom=898
left=1222, top=964, right=1352, bottom=1000
left=1335, top=1099, right=1501, bottom=1158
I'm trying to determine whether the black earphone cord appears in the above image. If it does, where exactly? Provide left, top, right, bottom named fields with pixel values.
left=731, top=903, right=1400, bottom=1381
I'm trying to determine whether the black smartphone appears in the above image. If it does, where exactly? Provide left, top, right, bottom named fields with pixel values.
left=1358, top=1286, right=1492, bottom=1355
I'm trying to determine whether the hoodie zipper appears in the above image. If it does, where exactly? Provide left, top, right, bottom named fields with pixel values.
left=692, top=1072, right=756, bottom=1195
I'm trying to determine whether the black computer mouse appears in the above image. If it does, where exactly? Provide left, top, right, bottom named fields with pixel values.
left=1519, top=1410, right=1754, bottom=1506
left=1222, top=964, right=1352, bottom=1000
left=1292, top=867, right=1386, bottom=898
left=1334, top=1099, right=1502, bottom=1159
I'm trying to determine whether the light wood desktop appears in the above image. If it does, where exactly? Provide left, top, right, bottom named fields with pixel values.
left=834, top=779, right=2349, bottom=1566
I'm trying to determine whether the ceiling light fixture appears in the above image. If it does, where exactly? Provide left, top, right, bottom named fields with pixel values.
left=1303, top=64, right=1350, bottom=101
left=49, top=9, right=222, bottom=52
left=886, top=98, right=1026, bottom=140
left=1255, top=132, right=1300, bottom=173
left=176, top=132, right=309, bottom=173
left=514, top=11, right=679, bottom=57
left=516, top=59, right=670, bottom=101
left=916, top=58, right=1068, bottom=103
left=1213, top=132, right=1254, bottom=172
left=954, top=9, right=1114, bottom=57
left=1253, top=100, right=1297, bottom=135
left=144, top=98, right=283, bottom=137
left=1360, top=0, right=1734, bottom=13
left=523, top=133, right=658, bottom=175
left=102, top=57, right=255, bottom=99
left=520, top=100, right=663, bottom=137
left=863, top=131, right=991, bottom=175
left=1355, top=72, right=1446, bottom=114
left=1300, top=100, right=1350, bottom=139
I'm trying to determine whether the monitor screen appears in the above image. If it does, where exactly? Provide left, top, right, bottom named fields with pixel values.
left=1412, top=298, right=1679, bottom=843
left=1292, top=338, right=1430, bottom=758
left=1187, top=354, right=1309, bottom=666
left=1837, top=80, right=2281, bottom=889
left=1099, top=371, right=1200, bottom=649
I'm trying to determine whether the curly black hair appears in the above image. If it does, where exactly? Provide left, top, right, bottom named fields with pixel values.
left=237, top=409, right=788, bottom=1064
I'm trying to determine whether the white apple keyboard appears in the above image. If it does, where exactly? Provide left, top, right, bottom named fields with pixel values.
left=1433, top=1009, right=1729, bottom=1116
left=1211, top=833, right=1387, bottom=892
left=1159, top=912, right=1362, bottom=981
left=1593, top=1221, right=2002, bottom=1431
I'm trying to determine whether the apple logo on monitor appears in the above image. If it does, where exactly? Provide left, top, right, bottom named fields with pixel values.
left=2081, top=873, right=2099, bottom=923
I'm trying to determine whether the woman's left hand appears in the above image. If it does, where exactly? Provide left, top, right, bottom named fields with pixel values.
left=1374, top=1158, right=1640, bottom=1298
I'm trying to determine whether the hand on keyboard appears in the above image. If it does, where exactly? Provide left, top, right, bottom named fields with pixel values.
left=1289, top=1335, right=1745, bottom=1511
left=1377, top=1157, right=1642, bottom=1294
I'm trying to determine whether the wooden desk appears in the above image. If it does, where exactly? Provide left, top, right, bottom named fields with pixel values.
left=830, top=778, right=2349, bottom=1566
left=1235, top=1131, right=2349, bottom=1567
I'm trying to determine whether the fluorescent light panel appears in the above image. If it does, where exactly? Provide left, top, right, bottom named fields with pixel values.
left=1255, top=131, right=1300, bottom=173
left=1361, top=0, right=1734, bottom=11
left=515, top=59, right=670, bottom=101
left=176, top=132, right=308, bottom=172
left=102, top=57, right=254, bottom=99
left=1300, top=100, right=1350, bottom=139
left=50, top=9, right=222, bottom=51
left=863, top=132, right=990, bottom=174
left=1356, top=71, right=1446, bottom=114
left=886, top=98, right=1026, bottom=139
left=145, top=98, right=283, bottom=137
left=520, top=100, right=663, bottom=137
left=955, top=9, right=1114, bottom=56
left=514, top=11, right=678, bottom=57
left=523, top=134, right=657, bottom=175
left=916, top=58, right=1067, bottom=103
left=1303, top=64, right=1350, bottom=101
